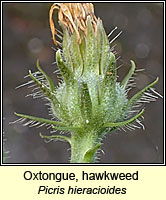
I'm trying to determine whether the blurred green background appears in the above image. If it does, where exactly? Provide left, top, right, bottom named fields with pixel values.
left=3, top=3, right=164, bottom=163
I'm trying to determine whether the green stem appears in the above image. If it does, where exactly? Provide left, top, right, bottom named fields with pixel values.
left=70, top=130, right=100, bottom=163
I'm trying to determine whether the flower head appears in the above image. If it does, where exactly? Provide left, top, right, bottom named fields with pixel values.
left=14, top=3, right=160, bottom=163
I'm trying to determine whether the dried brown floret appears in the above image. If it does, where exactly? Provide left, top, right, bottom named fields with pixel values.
left=49, top=3, right=98, bottom=45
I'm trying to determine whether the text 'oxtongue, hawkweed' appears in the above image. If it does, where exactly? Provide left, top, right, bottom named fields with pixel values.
left=14, top=3, right=160, bottom=163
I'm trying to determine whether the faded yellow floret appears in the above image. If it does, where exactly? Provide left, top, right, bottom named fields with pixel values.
left=49, top=3, right=98, bottom=45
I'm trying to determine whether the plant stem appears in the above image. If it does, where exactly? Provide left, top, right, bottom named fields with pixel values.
left=70, top=130, right=100, bottom=163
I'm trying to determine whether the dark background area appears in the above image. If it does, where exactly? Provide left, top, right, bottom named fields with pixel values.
left=3, top=3, right=164, bottom=164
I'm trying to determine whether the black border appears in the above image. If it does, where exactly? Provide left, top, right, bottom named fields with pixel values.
left=1, top=1, right=165, bottom=166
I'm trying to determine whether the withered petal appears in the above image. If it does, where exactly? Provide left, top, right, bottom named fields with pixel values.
left=49, top=3, right=97, bottom=45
